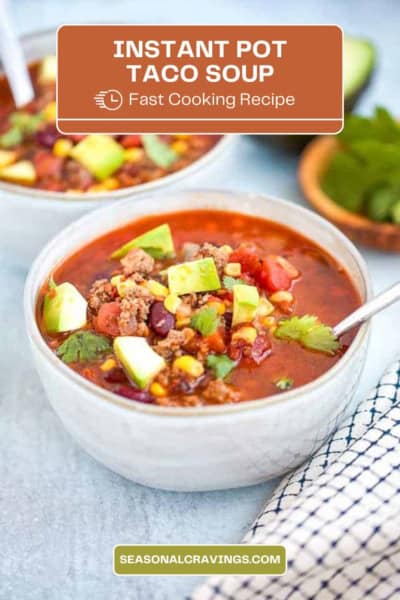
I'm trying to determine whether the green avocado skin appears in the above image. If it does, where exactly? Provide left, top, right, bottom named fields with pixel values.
left=259, top=38, right=376, bottom=154
left=258, top=83, right=374, bottom=153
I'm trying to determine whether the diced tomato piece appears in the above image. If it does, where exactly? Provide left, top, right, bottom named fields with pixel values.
left=33, top=150, right=64, bottom=179
left=120, top=135, right=142, bottom=148
left=229, top=247, right=262, bottom=278
left=94, top=302, right=120, bottom=337
left=204, top=329, right=226, bottom=353
left=257, top=257, right=291, bottom=292
left=230, top=247, right=291, bottom=292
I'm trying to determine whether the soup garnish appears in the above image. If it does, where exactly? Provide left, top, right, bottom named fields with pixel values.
left=37, top=210, right=361, bottom=407
left=0, top=56, right=220, bottom=193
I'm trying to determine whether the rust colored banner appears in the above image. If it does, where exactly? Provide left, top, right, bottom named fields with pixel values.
left=57, top=25, right=343, bottom=134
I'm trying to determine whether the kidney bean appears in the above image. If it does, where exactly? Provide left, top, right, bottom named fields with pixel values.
left=104, top=367, right=128, bottom=384
left=251, top=334, right=272, bottom=365
left=35, top=124, right=62, bottom=148
left=149, top=302, right=175, bottom=337
left=115, top=385, right=154, bottom=403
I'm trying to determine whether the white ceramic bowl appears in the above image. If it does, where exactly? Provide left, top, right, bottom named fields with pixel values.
left=24, top=190, right=372, bottom=491
left=0, top=29, right=233, bottom=267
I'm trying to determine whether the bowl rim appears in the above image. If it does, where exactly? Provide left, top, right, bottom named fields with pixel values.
left=299, top=135, right=400, bottom=236
left=24, top=189, right=372, bottom=418
left=0, top=27, right=232, bottom=205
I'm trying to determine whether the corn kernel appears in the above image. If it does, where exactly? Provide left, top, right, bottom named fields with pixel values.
left=88, top=183, right=108, bottom=192
left=207, top=300, right=225, bottom=315
left=53, top=138, right=73, bottom=158
left=103, top=176, right=119, bottom=191
left=124, top=147, right=145, bottom=163
left=262, top=316, right=277, bottom=331
left=257, top=298, right=274, bottom=317
left=164, top=293, right=182, bottom=314
left=173, top=355, right=204, bottom=377
left=145, top=279, right=169, bottom=298
left=171, top=140, right=188, bottom=154
left=232, top=326, right=258, bottom=344
left=175, top=134, right=190, bottom=140
left=224, top=262, right=241, bottom=277
left=0, top=150, right=17, bottom=169
left=220, top=244, right=233, bottom=254
left=269, top=291, right=294, bottom=304
left=176, top=317, right=191, bottom=328
left=150, top=382, right=167, bottom=397
left=100, top=358, right=117, bottom=372
left=42, top=101, right=57, bottom=122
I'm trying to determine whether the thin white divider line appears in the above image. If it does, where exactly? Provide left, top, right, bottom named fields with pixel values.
left=58, top=117, right=342, bottom=122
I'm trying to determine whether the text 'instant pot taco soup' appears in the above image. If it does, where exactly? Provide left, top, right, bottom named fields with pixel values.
left=0, top=57, right=220, bottom=192
left=37, top=210, right=361, bottom=407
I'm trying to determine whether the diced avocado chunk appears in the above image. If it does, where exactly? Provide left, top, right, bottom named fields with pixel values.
left=43, top=282, right=87, bottom=333
left=168, top=257, right=221, bottom=296
left=38, top=55, right=57, bottom=85
left=0, top=160, right=36, bottom=184
left=70, top=135, right=125, bottom=181
left=141, top=134, right=178, bottom=168
left=114, top=337, right=166, bottom=389
left=232, top=284, right=259, bottom=326
left=111, top=224, right=175, bottom=260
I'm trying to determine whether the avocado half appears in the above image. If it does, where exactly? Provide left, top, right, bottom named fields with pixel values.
left=260, top=36, right=376, bottom=153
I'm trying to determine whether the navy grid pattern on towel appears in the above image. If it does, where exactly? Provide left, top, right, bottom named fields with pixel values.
left=191, top=360, right=400, bottom=600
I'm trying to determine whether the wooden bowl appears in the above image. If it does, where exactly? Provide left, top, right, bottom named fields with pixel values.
left=299, top=136, right=400, bottom=252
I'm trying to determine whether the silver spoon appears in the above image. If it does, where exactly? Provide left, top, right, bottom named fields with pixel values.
left=333, top=281, right=400, bottom=338
left=0, top=0, right=34, bottom=107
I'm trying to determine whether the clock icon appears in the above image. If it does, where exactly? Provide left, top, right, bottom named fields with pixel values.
left=94, top=89, right=123, bottom=111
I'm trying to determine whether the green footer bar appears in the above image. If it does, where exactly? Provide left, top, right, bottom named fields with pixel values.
left=114, top=544, right=286, bottom=576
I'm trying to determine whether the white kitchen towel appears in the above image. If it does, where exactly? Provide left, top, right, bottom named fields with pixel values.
left=191, top=360, right=400, bottom=600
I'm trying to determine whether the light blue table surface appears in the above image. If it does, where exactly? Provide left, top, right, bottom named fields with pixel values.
left=1, top=2, right=399, bottom=599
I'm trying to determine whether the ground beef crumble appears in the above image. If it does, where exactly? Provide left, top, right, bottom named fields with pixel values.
left=88, top=279, right=116, bottom=314
left=203, top=379, right=241, bottom=404
left=154, top=328, right=195, bottom=359
left=192, top=243, right=230, bottom=275
left=121, top=247, right=155, bottom=277
left=118, top=286, right=153, bottom=336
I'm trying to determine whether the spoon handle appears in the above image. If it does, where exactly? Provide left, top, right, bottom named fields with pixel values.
left=0, top=0, right=34, bottom=107
left=333, top=281, right=400, bottom=338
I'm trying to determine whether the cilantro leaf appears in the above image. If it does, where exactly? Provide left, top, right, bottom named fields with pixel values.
left=275, top=377, right=294, bottom=391
left=322, top=151, right=368, bottom=213
left=223, top=275, right=247, bottom=290
left=190, top=307, right=220, bottom=336
left=274, top=315, right=340, bottom=355
left=57, top=331, right=112, bottom=364
left=207, top=354, right=236, bottom=379
left=366, top=186, right=399, bottom=222
left=141, top=134, right=178, bottom=168
left=323, top=106, right=400, bottom=224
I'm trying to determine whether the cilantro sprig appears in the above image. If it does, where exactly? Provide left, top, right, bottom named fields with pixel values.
left=190, top=307, right=220, bottom=336
left=274, top=315, right=340, bottom=355
left=322, top=107, right=400, bottom=224
left=206, top=354, right=236, bottom=379
left=57, top=331, right=112, bottom=364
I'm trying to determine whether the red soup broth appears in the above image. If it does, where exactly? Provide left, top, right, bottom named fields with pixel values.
left=37, top=210, right=361, bottom=404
